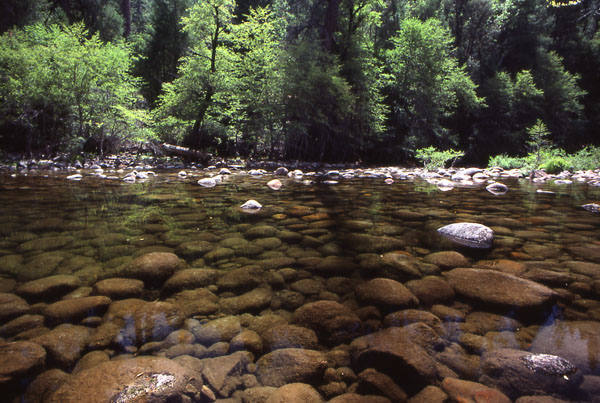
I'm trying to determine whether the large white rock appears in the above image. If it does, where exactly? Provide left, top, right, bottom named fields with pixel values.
left=437, top=222, right=494, bottom=249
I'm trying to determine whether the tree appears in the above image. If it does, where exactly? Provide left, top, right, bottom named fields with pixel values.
left=383, top=18, right=483, bottom=154
left=136, top=0, right=189, bottom=106
left=0, top=23, right=151, bottom=155
left=230, top=6, right=285, bottom=157
left=155, top=0, right=237, bottom=152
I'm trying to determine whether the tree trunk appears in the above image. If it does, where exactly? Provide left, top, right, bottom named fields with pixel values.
left=322, top=0, right=340, bottom=52
left=121, top=0, right=131, bottom=38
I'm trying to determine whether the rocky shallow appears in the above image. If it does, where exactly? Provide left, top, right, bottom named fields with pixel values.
left=1, top=166, right=600, bottom=402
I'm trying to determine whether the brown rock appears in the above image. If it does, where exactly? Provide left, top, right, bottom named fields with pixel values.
left=351, top=325, right=442, bottom=393
left=266, top=383, right=324, bottom=403
left=122, top=252, right=183, bottom=283
left=405, top=276, right=455, bottom=305
left=408, top=385, right=448, bottom=403
left=262, top=325, right=319, bottom=351
left=166, top=288, right=219, bottom=317
left=16, top=275, right=80, bottom=300
left=256, top=348, right=327, bottom=387
left=0, top=292, right=29, bottom=321
left=329, top=393, right=391, bottom=403
left=293, top=300, right=361, bottom=345
left=43, top=296, right=111, bottom=323
left=441, top=377, right=510, bottom=403
left=355, top=278, right=419, bottom=309
left=30, top=324, right=89, bottom=367
left=443, top=268, right=558, bottom=308
left=23, top=369, right=70, bottom=403
left=0, top=341, right=46, bottom=381
left=221, top=287, right=273, bottom=314
left=48, top=356, right=203, bottom=402
left=72, top=350, right=110, bottom=373
left=424, top=251, right=469, bottom=268
left=0, top=314, right=44, bottom=337
left=357, top=368, right=408, bottom=401
left=92, top=278, right=144, bottom=298
left=163, top=268, right=219, bottom=293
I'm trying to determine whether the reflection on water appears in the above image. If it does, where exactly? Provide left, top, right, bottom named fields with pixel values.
left=1, top=170, right=600, bottom=401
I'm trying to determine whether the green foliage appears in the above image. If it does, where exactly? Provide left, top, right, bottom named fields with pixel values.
left=0, top=23, right=152, bottom=155
left=155, top=0, right=237, bottom=152
left=415, top=146, right=464, bottom=169
left=539, top=157, right=569, bottom=174
left=230, top=6, right=285, bottom=157
left=567, top=146, right=600, bottom=171
left=488, top=154, right=525, bottom=170
left=383, top=18, right=484, bottom=151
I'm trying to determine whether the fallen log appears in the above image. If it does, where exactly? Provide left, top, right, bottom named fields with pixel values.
left=161, top=143, right=211, bottom=164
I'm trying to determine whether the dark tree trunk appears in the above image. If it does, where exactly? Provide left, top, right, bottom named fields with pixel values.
left=322, top=0, right=340, bottom=52
left=121, top=0, right=131, bottom=38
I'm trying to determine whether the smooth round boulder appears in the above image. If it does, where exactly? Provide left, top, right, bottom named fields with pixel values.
left=93, top=278, right=144, bottom=298
left=16, top=275, right=81, bottom=300
left=0, top=341, right=46, bottom=381
left=48, top=356, right=203, bottom=402
left=256, top=348, right=327, bottom=387
left=437, top=223, right=494, bottom=249
left=443, top=268, right=558, bottom=309
left=122, top=252, right=183, bottom=284
left=266, top=383, right=324, bottom=403
left=355, top=278, right=418, bottom=309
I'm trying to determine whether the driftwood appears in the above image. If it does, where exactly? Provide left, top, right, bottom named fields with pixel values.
left=161, top=143, right=211, bottom=164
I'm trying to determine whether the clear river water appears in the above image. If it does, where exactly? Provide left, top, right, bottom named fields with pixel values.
left=1, top=168, right=600, bottom=402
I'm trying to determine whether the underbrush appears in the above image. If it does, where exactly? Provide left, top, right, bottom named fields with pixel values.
left=488, top=146, right=600, bottom=173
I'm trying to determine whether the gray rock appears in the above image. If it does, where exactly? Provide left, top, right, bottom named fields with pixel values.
left=582, top=203, right=600, bottom=213
left=189, top=316, right=242, bottom=346
left=530, top=321, right=600, bottom=375
left=437, top=222, right=494, bottom=248
left=201, top=351, right=252, bottom=395
left=479, top=348, right=583, bottom=399
left=486, top=182, right=508, bottom=195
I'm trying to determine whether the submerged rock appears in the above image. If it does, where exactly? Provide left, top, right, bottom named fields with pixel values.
left=48, top=356, right=203, bottom=403
left=486, top=182, right=508, bottom=195
left=0, top=341, right=46, bottom=381
left=582, top=203, right=600, bottom=213
left=479, top=348, right=582, bottom=399
left=443, top=268, right=558, bottom=308
left=240, top=199, right=263, bottom=210
left=437, top=222, right=494, bottom=249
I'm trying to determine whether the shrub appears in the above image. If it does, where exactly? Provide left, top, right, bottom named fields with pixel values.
left=415, top=146, right=464, bottom=169
left=488, top=154, right=525, bottom=170
left=568, top=146, right=600, bottom=171
left=540, top=157, right=569, bottom=174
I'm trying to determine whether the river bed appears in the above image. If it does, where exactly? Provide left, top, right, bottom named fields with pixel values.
left=1, top=168, right=600, bottom=402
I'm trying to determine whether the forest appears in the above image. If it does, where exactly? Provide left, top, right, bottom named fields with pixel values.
left=0, top=0, right=599, bottom=165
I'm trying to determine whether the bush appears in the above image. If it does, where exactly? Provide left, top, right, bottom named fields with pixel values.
left=568, top=146, right=600, bottom=171
left=415, top=146, right=464, bottom=169
left=540, top=157, right=569, bottom=174
left=488, top=154, right=525, bottom=170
